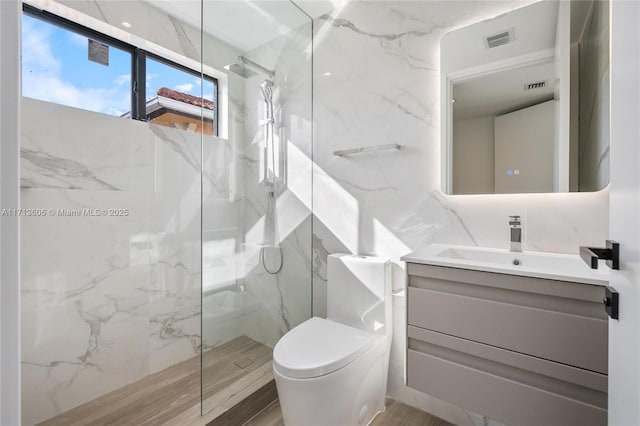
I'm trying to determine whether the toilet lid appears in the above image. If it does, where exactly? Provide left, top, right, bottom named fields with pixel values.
left=273, top=317, right=375, bottom=379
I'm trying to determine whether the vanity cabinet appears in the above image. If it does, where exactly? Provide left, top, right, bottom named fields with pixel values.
left=406, top=262, right=608, bottom=426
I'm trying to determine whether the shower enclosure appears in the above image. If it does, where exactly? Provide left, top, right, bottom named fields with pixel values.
left=200, top=1, right=313, bottom=414
left=18, top=0, right=312, bottom=423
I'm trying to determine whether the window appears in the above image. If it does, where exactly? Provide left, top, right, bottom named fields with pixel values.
left=21, top=12, right=132, bottom=116
left=145, top=57, right=218, bottom=135
left=21, top=5, right=218, bottom=135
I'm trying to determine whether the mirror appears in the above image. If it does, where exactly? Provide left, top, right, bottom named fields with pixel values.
left=441, top=0, right=610, bottom=195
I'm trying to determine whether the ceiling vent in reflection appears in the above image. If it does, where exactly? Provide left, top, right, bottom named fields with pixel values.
left=524, top=81, right=548, bottom=90
left=484, top=28, right=514, bottom=49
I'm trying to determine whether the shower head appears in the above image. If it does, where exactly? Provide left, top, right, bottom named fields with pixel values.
left=225, top=62, right=259, bottom=78
left=225, top=56, right=275, bottom=79
left=260, top=80, right=274, bottom=103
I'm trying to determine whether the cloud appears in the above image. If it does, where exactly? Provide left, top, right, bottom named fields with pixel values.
left=22, top=16, right=130, bottom=116
left=23, top=72, right=130, bottom=116
left=114, top=74, right=131, bottom=86
left=145, top=72, right=158, bottom=88
left=68, top=32, right=87, bottom=48
left=175, top=83, right=195, bottom=92
left=22, top=16, right=60, bottom=74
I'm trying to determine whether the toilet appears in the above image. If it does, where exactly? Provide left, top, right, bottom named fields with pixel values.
left=273, top=254, right=392, bottom=426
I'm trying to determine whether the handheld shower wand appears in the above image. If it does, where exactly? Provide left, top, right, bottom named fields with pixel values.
left=259, top=79, right=283, bottom=275
left=260, top=80, right=274, bottom=105
left=261, top=80, right=275, bottom=185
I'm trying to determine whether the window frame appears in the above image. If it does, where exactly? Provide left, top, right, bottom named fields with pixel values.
left=145, top=52, right=218, bottom=133
left=22, top=3, right=218, bottom=134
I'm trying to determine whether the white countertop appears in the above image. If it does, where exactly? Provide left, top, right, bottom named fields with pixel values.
left=401, top=244, right=609, bottom=286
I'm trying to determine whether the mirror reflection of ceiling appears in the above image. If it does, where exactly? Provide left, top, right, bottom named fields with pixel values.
left=453, top=60, right=555, bottom=120
left=448, top=1, right=559, bottom=125
left=148, top=0, right=332, bottom=52
left=442, top=1, right=559, bottom=74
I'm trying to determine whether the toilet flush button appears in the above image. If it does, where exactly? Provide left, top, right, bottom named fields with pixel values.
left=358, top=405, right=369, bottom=424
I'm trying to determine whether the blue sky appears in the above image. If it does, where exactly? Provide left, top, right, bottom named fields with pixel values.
left=22, top=13, right=215, bottom=116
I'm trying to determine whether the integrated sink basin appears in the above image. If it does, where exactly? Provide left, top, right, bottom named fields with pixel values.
left=401, top=244, right=609, bottom=286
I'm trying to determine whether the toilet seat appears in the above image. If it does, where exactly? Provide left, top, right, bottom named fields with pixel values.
left=273, top=317, right=375, bottom=379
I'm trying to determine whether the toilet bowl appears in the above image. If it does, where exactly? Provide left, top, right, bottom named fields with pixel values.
left=273, top=254, right=392, bottom=426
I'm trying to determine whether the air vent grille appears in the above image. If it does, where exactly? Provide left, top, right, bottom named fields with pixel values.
left=486, top=32, right=510, bottom=48
left=482, top=28, right=515, bottom=49
left=524, top=81, right=548, bottom=91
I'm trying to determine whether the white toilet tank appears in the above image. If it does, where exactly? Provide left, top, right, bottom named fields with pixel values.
left=327, top=254, right=391, bottom=337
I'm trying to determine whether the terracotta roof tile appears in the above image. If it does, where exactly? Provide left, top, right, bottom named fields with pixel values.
left=157, top=87, right=214, bottom=110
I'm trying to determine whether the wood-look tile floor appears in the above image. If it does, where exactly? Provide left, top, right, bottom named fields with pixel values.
left=244, top=399, right=454, bottom=426
left=38, top=336, right=272, bottom=426
left=244, top=399, right=456, bottom=426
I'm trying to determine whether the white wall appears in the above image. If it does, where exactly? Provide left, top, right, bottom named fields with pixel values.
left=311, top=2, right=609, bottom=425
left=608, top=1, right=640, bottom=424
left=0, top=1, right=22, bottom=425
left=452, top=117, right=495, bottom=194
left=494, top=100, right=556, bottom=193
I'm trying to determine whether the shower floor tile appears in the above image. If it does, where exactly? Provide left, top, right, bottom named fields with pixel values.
left=37, top=336, right=272, bottom=426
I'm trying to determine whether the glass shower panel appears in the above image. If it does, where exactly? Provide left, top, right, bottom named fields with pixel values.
left=201, top=0, right=313, bottom=414
left=20, top=0, right=206, bottom=424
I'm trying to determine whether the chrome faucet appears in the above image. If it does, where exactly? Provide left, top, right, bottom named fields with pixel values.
left=509, top=215, right=522, bottom=252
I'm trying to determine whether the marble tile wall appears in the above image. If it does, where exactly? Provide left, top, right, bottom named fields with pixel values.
left=309, top=1, right=609, bottom=425
left=21, top=100, right=253, bottom=424
left=19, top=98, right=210, bottom=425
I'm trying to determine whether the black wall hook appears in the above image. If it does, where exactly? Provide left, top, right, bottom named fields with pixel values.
left=580, top=240, right=619, bottom=270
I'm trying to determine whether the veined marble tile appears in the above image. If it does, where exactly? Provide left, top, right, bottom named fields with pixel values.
left=21, top=188, right=151, bottom=425
left=242, top=221, right=314, bottom=345
left=152, top=124, right=202, bottom=195
left=237, top=262, right=286, bottom=348
left=202, top=134, right=244, bottom=200
left=148, top=192, right=202, bottom=373
left=438, top=193, right=528, bottom=250
left=201, top=290, right=247, bottom=350
left=311, top=226, right=332, bottom=317
left=57, top=0, right=203, bottom=65
left=524, top=190, right=609, bottom=253
left=21, top=99, right=154, bottom=192
left=20, top=188, right=152, bottom=295
left=149, top=300, right=201, bottom=374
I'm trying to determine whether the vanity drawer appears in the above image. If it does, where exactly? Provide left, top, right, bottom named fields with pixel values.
left=407, top=263, right=607, bottom=304
left=407, top=327, right=607, bottom=426
left=407, top=285, right=608, bottom=373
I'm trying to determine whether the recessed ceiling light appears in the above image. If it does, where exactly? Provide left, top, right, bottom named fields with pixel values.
left=121, top=22, right=132, bottom=28
left=323, top=72, right=332, bottom=77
